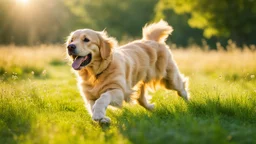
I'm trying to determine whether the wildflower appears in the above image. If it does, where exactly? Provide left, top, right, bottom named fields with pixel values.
left=12, top=75, right=18, bottom=80
left=42, top=70, right=47, bottom=76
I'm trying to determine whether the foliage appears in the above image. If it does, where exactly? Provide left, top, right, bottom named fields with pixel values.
left=0, top=45, right=256, bottom=143
left=0, top=0, right=157, bottom=45
left=1, top=0, right=256, bottom=46
left=154, top=3, right=204, bottom=46
left=155, top=0, right=256, bottom=45
left=0, top=0, right=78, bottom=45
left=64, top=0, right=157, bottom=40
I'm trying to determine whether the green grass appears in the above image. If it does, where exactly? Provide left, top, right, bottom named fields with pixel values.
left=0, top=46, right=256, bottom=144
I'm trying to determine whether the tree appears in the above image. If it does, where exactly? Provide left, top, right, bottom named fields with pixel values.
left=64, top=0, right=157, bottom=40
left=156, top=0, right=256, bottom=45
left=154, top=1, right=204, bottom=46
left=0, top=0, right=157, bottom=45
left=0, top=0, right=78, bottom=45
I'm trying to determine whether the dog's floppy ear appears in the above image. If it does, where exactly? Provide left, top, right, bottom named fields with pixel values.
left=98, top=31, right=117, bottom=60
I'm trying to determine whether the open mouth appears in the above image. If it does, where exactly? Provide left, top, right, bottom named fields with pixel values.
left=72, top=53, right=92, bottom=70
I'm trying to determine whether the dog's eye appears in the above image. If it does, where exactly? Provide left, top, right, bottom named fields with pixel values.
left=83, top=38, right=90, bottom=42
left=70, top=39, right=73, bottom=42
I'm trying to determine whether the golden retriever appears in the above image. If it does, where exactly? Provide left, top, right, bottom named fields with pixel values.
left=66, top=20, right=189, bottom=123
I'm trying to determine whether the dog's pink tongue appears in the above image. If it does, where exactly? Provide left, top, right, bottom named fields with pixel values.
left=72, top=57, right=85, bottom=70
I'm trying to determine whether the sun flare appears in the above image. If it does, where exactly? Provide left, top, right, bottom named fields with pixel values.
left=16, top=0, right=29, bottom=5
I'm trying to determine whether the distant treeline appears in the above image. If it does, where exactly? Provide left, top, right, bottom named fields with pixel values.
left=1, top=0, right=256, bottom=48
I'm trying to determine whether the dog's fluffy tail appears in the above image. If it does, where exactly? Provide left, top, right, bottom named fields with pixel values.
left=142, top=20, right=173, bottom=43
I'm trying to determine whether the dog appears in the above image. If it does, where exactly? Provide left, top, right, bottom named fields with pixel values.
left=66, top=20, right=189, bottom=123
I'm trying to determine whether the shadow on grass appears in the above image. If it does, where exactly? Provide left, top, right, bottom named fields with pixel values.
left=112, top=97, right=256, bottom=144
left=113, top=107, right=226, bottom=143
left=188, top=98, right=256, bottom=123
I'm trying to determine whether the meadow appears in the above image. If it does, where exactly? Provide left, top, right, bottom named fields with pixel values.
left=0, top=44, right=256, bottom=144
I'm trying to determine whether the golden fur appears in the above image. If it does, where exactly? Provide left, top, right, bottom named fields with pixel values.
left=66, top=20, right=189, bottom=123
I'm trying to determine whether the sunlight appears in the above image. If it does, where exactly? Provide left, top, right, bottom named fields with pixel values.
left=16, top=0, right=29, bottom=5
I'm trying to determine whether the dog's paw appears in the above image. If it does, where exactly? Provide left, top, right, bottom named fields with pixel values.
left=99, top=117, right=111, bottom=124
left=178, top=90, right=190, bottom=101
left=183, top=93, right=190, bottom=102
left=92, top=114, right=111, bottom=124
left=146, top=103, right=155, bottom=111
left=92, top=112, right=105, bottom=121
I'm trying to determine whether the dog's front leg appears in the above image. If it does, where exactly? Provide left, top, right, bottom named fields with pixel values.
left=92, top=89, right=124, bottom=124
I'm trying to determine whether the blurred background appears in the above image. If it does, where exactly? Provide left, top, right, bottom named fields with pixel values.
left=1, top=0, right=256, bottom=48
left=1, top=1, right=256, bottom=143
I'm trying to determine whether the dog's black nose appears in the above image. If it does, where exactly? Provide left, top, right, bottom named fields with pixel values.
left=67, top=44, right=76, bottom=50
left=67, top=44, right=76, bottom=55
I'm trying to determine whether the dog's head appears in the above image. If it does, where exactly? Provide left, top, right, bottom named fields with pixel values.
left=66, top=29, right=117, bottom=70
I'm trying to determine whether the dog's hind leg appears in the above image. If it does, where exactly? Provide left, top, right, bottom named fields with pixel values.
left=136, top=82, right=154, bottom=111
left=161, top=61, right=189, bottom=100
